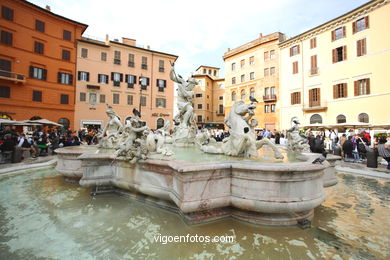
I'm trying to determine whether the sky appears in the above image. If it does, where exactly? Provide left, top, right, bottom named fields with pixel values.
left=30, top=0, right=370, bottom=77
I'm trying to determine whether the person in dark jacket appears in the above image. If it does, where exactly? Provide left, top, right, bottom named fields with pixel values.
left=342, top=136, right=354, bottom=160
left=0, top=134, right=15, bottom=152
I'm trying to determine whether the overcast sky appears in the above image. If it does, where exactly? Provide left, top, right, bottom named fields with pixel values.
left=30, top=0, right=369, bottom=77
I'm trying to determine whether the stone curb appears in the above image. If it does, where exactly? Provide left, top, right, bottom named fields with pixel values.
left=0, top=159, right=58, bottom=176
left=335, top=165, right=390, bottom=180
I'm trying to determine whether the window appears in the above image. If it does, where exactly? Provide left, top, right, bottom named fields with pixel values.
left=218, top=104, right=224, bottom=114
left=81, top=48, right=88, bottom=58
left=309, top=88, right=320, bottom=107
left=241, top=74, right=245, bottom=83
left=63, top=30, right=71, bottom=41
left=271, top=104, right=276, bottom=113
left=111, top=72, right=123, bottom=86
left=80, top=92, right=86, bottom=102
left=203, top=69, right=206, bottom=74
left=231, top=91, right=236, bottom=101
left=157, top=79, right=166, bottom=92
left=232, top=77, right=236, bottom=84
left=125, top=74, right=137, bottom=88
left=98, top=74, right=109, bottom=84
left=249, top=56, right=254, bottom=65
left=78, top=71, right=89, bottom=82
left=197, top=104, right=202, bottom=109
left=32, top=90, right=42, bottom=102
left=271, top=87, right=275, bottom=96
left=113, top=93, right=120, bottom=104
left=159, top=60, right=164, bottom=72
left=270, top=50, right=275, bottom=59
left=156, top=98, right=166, bottom=108
left=250, top=72, right=255, bottom=80
left=208, top=69, right=211, bottom=75
left=60, top=94, right=69, bottom=104
left=353, top=17, right=369, bottom=33
left=310, top=37, right=317, bottom=49
left=250, top=88, right=255, bottom=98
left=195, top=93, right=202, bottom=98
left=240, top=89, right=245, bottom=100
left=213, top=70, right=217, bottom=76
left=1, top=6, right=13, bottom=21
left=114, top=51, right=121, bottom=64
left=141, top=96, right=146, bottom=106
left=139, top=77, right=149, bottom=90
left=332, top=27, right=346, bottom=41
left=101, top=52, right=107, bottom=61
left=62, top=49, right=70, bottom=61
left=265, top=87, right=270, bottom=97
left=231, top=63, right=236, bottom=71
left=0, top=86, right=10, bottom=98
left=291, top=92, right=301, bottom=105
left=354, top=78, right=370, bottom=96
left=128, top=54, right=134, bottom=67
left=35, top=20, right=45, bottom=32
left=1, top=30, right=13, bottom=45
left=127, top=95, right=133, bottom=105
left=264, top=105, right=269, bottom=113
left=292, top=61, right=298, bottom=74
left=34, top=41, right=44, bottom=54
left=29, top=66, right=47, bottom=80
left=141, top=56, right=147, bottom=69
left=310, top=55, right=318, bottom=75
left=310, top=114, right=322, bottom=124
left=89, top=93, right=97, bottom=104
left=357, top=38, right=367, bottom=57
left=264, top=68, right=269, bottom=77
left=58, top=118, right=70, bottom=129
left=290, top=45, right=300, bottom=56
left=333, top=83, right=347, bottom=99
left=264, top=51, right=269, bottom=60
left=336, top=115, right=346, bottom=124
left=270, top=67, right=275, bottom=76
left=358, top=113, right=369, bottom=123
left=99, top=94, right=105, bottom=103
left=240, top=59, right=245, bottom=68
left=219, top=96, right=223, bottom=100
left=207, top=95, right=209, bottom=99
left=207, top=104, right=209, bottom=110
left=58, top=72, right=72, bottom=85
left=332, top=46, right=347, bottom=63
left=0, top=58, right=11, bottom=77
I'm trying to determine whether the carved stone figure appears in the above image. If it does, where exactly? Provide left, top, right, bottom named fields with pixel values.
left=114, top=116, right=148, bottom=157
left=170, top=62, right=197, bottom=145
left=97, top=105, right=123, bottom=148
left=146, top=119, right=173, bottom=156
left=287, top=119, right=310, bottom=153
left=200, top=101, right=284, bottom=159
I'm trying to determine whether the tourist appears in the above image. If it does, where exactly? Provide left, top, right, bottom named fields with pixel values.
left=342, top=136, right=354, bottom=161
left=377, top=136, right=390, bottom=170
left=17, top=133, right=36, bottom=158
left=0, top=134, right=15, bottom=153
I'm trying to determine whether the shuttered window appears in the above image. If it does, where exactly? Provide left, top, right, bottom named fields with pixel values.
left=309, top=88, right=320, bottom=107
left=60, top=94, right=69, bottom=104
left=354, top=79, right=370, bottom=96
left=29, top=66, right=47, bottom=80
left=0, top=86, right=10, bottom=98
left=289, top=45, right=300, bottom=56
left=332, top=46, right=347, bottom=63
left=357, top=38, right=367, bottom=57
left=310, top=37, right=317, bottom=49
left=35, top=20, right=45, bottom=32
left=63, top=30, right=71, bottom=41
left=80, top=92, right=86, bottom=102
left=34, top=41, right=44, bottom=54
left=140, top=96, right=146, bottom=106
left=62, top=49, right=70, bottom=61
left=1, top=6, right=13, bottom=21
left=78, top=71, right=89, bottom=82
left=58, top=72, right=73, bottom=85
left=353, top=16, right=369, bottom=34
left=1, top=30, right=13, bottom=45
left=292, top=61, right=298, bottom=74
left=81, top=48, right=88, bottom=58
left=332, top=26, right=345, bottom=41
left=333, top=83, right=347, bottom=99
left=113, top=93, right=120, bottom=104
left=32, top=90, right=42, bottom=102
left=100, top=94, right=106, bottom=103
left=127, top=95, right=133, bottom=105
left=290, top=92, right=301, bottom=105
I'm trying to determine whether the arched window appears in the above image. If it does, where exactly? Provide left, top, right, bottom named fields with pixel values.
left=58, top=118, right=70, bottom=129
left=310, top=114, right=322, bottom=124
left=30, top=116, right=42, bottom=120
left=231, top=91, right=236, bottom=102
left=156, top=118, right=165, bottom=129
left=336, top=114, right=346, bottom=124
left=250, top=88, right=255, bottom=98
left=358, top=113, right=369, bottom=123
left=241, top=89, right=246, bottom=100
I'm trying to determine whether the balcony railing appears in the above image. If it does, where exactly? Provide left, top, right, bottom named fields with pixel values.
left=302, top=100, right=328, bottom=111
left=309, top=67, right=319, bottom=76
left=0, top=70, right=26, bottom=84
left=263, top=94, right=277, bottom=102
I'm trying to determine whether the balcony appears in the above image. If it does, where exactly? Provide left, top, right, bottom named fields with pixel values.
left=302, top=100, right=328, bottom=112
left=263, top=94, right=277, bottom=102
left=309, top=67, right=319, bottom=76
left=0, top=70, right=26, bottom=84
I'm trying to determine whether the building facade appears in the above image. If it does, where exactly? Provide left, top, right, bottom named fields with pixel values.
left=74, top=37, right=178, bottom=130
left=223, top=32, right=286, bottom=131
left=0, top=0, right=87, bottom=129
left=279, top=0, right=390, bottom=130
left=192, top=66, right=225, bottom=128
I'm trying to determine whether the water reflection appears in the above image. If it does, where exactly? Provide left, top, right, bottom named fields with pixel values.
left=0, top=170, right=389, bottom=259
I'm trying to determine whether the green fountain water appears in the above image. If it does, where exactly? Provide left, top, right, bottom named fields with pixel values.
left=0, top=168, right=389, bottom=259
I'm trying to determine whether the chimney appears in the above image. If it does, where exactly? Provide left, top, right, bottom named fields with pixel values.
left=105, top=34, right=109, bottom=45
left=259, top=33, right=263, bottom=38
left=227, top=48, right=230, bottom=51
left=147, top=45, right=150, bottom=49
left=122, top=37, right=136, bottom=46
left=45, top=5, right=51, bottom=11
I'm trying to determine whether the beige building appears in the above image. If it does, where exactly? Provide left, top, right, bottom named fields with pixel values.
left=223, top=32, right=286, bottom=131
left=74, top=37, right=178, bottom=130
left=192, top=66, right=225, bottom=128
left=279, top=0, right=390, bottom=130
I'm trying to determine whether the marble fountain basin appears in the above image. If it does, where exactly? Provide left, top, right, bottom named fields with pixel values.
left=55, top=146, right=339, bottom=226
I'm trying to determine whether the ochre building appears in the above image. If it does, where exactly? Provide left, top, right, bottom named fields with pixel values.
left=0, top=0, right=87, bottom=129
left=223, top=32, right=286, bottom=131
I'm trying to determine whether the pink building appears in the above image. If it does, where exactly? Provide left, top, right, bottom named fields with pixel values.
left=74, top=36, right=178, bottom=130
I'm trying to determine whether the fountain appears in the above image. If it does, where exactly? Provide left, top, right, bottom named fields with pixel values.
left=54, top=64, right=340, bottom=226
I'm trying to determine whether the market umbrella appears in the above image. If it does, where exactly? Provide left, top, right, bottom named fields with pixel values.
left=29, top=119, right=63, bottom=127
left=0, top=119, right=16, bottom=125
left=369, top=123, right=390, bottom=130
left=329, top=122, right=371, bottom=129
left=302, top=123, right=331, bottom=130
